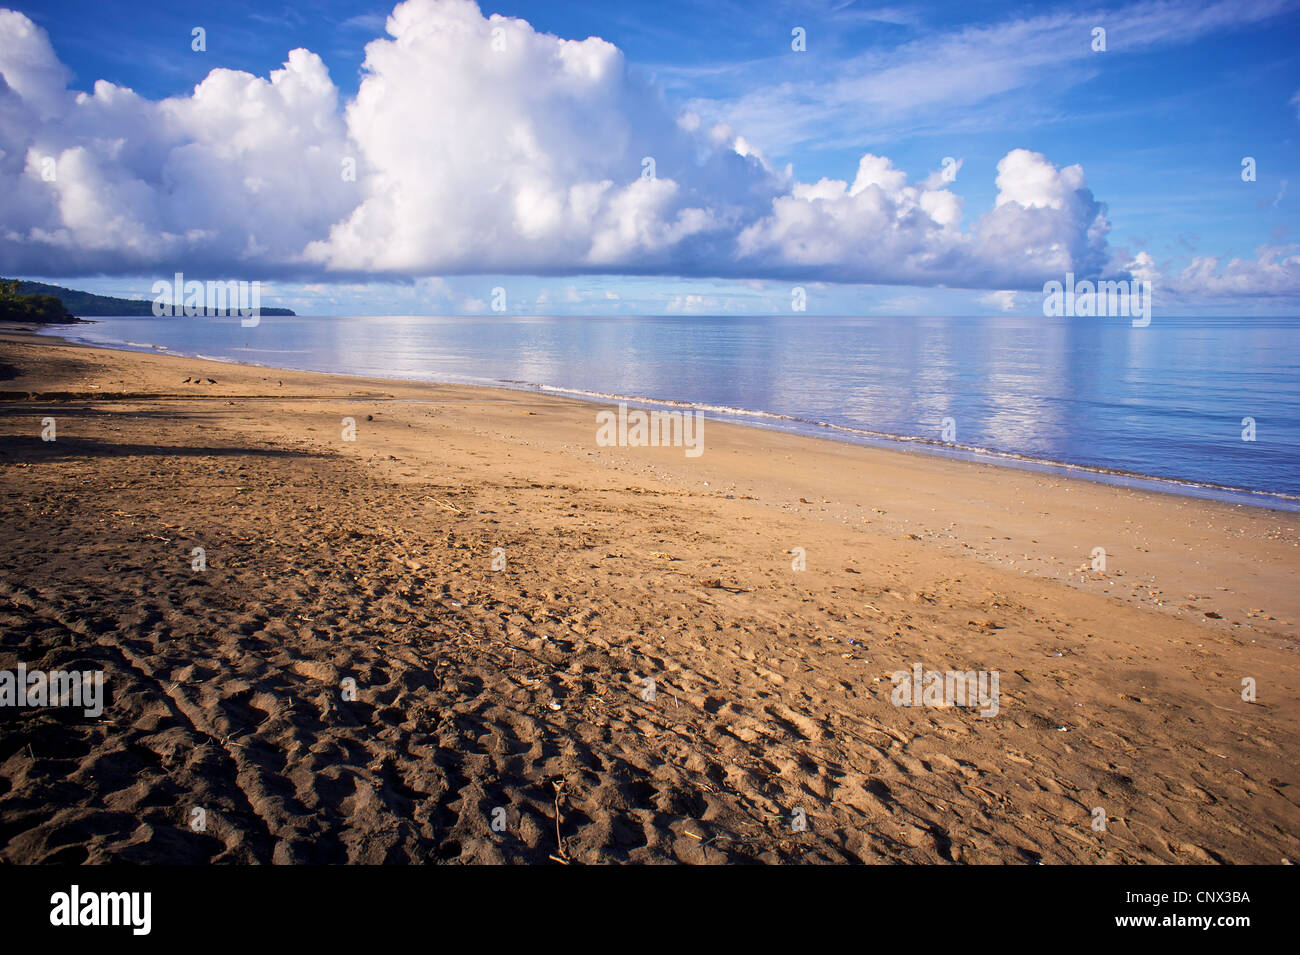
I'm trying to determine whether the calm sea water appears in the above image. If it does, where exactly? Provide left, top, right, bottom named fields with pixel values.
left=40, top=314, right=1300, bottom=507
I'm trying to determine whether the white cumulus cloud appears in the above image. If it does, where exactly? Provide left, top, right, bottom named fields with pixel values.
left=736, top=148, right=1111, bottom=286
left=0, top=0, right=1173, bottom=293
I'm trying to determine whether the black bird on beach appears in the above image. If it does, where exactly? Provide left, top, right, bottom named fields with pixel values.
left=182, top=377, right=191, bottom=383
left=206, top=378, right=216, bottom=384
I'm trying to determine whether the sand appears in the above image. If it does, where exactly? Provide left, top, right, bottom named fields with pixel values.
left=0, top=325, right=1296, bottom=864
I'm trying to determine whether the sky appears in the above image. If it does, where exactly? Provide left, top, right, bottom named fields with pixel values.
left=1, top=0, right=1298, bottom=315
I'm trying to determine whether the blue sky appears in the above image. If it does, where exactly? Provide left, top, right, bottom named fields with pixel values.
left=5, top=0, right=1299, bottom=314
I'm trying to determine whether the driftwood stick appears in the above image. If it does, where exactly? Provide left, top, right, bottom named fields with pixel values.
left=552, top=780, right=569, bottom=862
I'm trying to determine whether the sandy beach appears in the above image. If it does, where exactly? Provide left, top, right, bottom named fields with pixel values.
left=0, top=326, right=1296, bottom=864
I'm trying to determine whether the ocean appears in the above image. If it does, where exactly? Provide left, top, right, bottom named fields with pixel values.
left=39, top=313, right=1300, bottom=509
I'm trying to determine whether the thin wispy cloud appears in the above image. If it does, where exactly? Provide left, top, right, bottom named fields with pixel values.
left=675, top=0, right=1299, bottom=155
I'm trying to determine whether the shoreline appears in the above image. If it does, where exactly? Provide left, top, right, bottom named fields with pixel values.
left=32, top=321, right=1300, bottom=513
left=6, top=321, right=1298, bottom=639
left=1, top=324, right=1297, bottom=863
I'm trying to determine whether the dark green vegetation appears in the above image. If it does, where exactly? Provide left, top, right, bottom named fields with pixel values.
left=0, top=279, right=79, bottom=324
left=2, top=278, right=295, bottom=318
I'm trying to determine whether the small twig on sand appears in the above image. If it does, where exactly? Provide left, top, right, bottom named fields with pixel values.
left=552, top=780, right=569, bottom=863
left=686, top=829, right=722, bottom=853
left=428, top=497, right=465, bottom=515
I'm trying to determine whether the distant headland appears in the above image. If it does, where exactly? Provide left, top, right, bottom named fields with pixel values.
left=0, top=278, right=295, bottom=320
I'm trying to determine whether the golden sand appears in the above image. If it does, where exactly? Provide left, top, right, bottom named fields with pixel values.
left=1, top=328, right=1295, bottom=863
